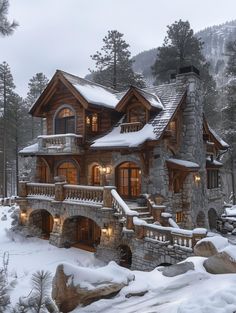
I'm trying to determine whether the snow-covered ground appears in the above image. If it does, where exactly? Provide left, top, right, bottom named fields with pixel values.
left=1, top=204, right=236, bottom=313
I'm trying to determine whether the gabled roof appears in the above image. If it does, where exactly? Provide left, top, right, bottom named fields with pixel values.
left=116, top=86, right=163, bottom=112
left=30, top=70, right=124, bottom=117
left=92, top=81, right=187, bottom=149
left=203, top=118, right=229, bottom=150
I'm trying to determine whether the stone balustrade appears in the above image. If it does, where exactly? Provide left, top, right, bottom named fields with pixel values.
left=64, top=184, right=104, bottom=204
left=27, top=183, right=55, bottom=198
left=37, top=134, right=83, bottom=155
left=120, top=122, right=143, bottom=133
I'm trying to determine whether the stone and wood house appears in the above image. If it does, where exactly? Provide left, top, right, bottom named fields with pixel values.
left=17, top=66, right=229, bottom=270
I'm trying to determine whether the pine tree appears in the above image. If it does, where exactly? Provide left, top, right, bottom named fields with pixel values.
left=90, top=30, right=145, bottom=91
left=222, top=39, right=236, bottom=149
left=0, top=61, right=15, bottom=197
left=0, top=269, right=10, bottom=312
left=25, top=73, right=49, bottom=139
left=0, top=0, right=18, bottom=36
left=152, top=20, right=218, bottom=123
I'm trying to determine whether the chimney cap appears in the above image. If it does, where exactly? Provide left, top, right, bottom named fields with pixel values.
left=178, top=65, right=200, bottom=76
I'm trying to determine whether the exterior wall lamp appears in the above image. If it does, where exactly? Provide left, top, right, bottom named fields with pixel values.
left=102, top=223, right=111, bottom=236
left=20, top=210, right=27, bottom=218
left=194, top=173, right=201, bottom=184
left=99, top=166, right=111, bottom=174
left=54, top=214, right=60, bottom=224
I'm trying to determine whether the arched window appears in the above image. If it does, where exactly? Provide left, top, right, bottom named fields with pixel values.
left=92, top=165, right=101, bottom=186
left=57, top=161, right=78, bottom=184
left=55, top=107, right=75, bottom=134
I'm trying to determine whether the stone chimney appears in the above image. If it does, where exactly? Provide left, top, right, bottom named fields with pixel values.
left=176, top=66, right=205, bottom=169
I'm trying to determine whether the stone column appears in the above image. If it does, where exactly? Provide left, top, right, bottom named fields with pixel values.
left=55, top=182, right=66, bottom=201
left=18, top=181, right=29, bottom=197
left=103, top=186, right=115, bottom=208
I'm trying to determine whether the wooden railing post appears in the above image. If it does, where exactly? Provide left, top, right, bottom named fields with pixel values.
left=55, top=182, right=66, bottom=201
left=103, top=186, right=116, bottom=208
left=135, top=225, right=145, bottom=239
left=126, top=214, right=136, bottom=230
left=18, top=181, right=29, bottom=197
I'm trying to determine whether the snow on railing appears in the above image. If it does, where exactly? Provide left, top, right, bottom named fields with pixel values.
left=133, top=216, right=207, bottom=250
left=27, top=183, right=55, bottom=198
left=64, top=184, right=103, bottom=204
left=111, top=189, right=138, bottom=229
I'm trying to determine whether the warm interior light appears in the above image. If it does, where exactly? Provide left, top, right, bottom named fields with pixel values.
left=106, top=166, right=111, bottom=174
left=102, top=223, right=109, bottom=234
left=99, top=166, right=111, bottom=174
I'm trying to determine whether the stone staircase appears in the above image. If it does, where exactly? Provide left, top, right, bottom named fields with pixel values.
left=126, top=202, right=155, bottom=224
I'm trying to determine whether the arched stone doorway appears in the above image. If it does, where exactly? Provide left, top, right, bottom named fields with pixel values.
left=62, top=216, right=101, bottom=251
left=57, top=161, right=79, bottom=184
left=208, top=208, right=218, bottom=230
left=116, top=162, right=141, bottom=199
left=118, top=245, right=132, bottom=268
left=196, top=211, right=206, bottom=227
left=29, top=210, right=53, bottom=239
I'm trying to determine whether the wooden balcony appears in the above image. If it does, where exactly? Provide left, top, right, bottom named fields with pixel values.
left=37, top=134, right=84, bottom=155
left=120, top=122, right=143, bottom=133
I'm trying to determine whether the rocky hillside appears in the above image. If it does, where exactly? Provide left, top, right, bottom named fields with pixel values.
left=132, top=20, right=236, bottom=86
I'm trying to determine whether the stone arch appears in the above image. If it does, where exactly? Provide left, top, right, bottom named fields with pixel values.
left=87, top=162, right=102, bottom=186
left=28, top=209, right=54, bottom=239
left=196, top=210, right=206, bottom=227
left=116, top=161, right=141, bottom=198
left=55, top=159, right=80, bottom=184
left=53, top=104, right=76, bottom=134
left=208, top=208, right=218, bottom=230
left=117, top=244, right=132, bottom=268
left=61, top=215, right=101, bottom=250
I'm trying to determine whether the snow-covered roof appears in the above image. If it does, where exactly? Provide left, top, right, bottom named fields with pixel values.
left=61, top=71, right=124, bottom=109
left=207, top=124, right=229, bottom=149
left=92, top=117, right=156, bottom=148
left=92, top=81, right=186, bottom=148
left=167, top=158, right=200, bottom=169
left=133, top=86, right=164, bottom=110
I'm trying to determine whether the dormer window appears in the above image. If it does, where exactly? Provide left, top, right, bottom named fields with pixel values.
left=55, top=107, right=75, bottom=134
left=86, top=113, right=99, bottom=133
left=128, top=105, right=146, bottom=124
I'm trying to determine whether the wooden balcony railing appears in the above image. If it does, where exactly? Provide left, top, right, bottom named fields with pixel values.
left=120, top=122, right=143, bottom=133
left=37, top=134, right=83, bottom=154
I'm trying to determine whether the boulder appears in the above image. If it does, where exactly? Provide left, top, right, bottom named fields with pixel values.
left=52, top=262, right=134, bottom=312
left=194, top=236, right=228, bottom=257
left=160, top=261, right=194, bottom=277
left=204, top=248, right=236, bottom=274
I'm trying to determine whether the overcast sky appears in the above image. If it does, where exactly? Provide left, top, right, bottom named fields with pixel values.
left=1, top=0, right=236, bottom=97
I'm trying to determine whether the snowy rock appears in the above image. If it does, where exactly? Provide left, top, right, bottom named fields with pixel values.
left=194, top=236, right=229, bottom=257
left=204, top=247, right=236, bottom=274
left=1, top=214, right=7, bottom=221
left=160, top=261, right=194, bottom=277
left=52, top=261, right=134, bottom=312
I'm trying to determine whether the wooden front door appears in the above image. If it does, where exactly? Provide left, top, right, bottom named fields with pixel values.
left=41, top=211, right=53, bottom=236
left=57, top=162, right=78, bottom=184
left=117, top=162, right=141, bottom=198
left=77, top=217, right=100, bottom=247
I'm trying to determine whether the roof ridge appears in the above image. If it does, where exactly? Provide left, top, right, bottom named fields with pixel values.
left=57, top=69, right=119, bottom=94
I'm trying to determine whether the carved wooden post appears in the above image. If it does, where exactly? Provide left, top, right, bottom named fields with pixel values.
left=103, top=186, right=115, bottom=208
left=55, top=182, right=66, bottom=201
left=18, top=181, right=28, bottom=197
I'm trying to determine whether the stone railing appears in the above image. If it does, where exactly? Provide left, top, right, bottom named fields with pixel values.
left=111, top=189, right=138, bottom=229
left=120, top=122, right=143, bottom=133
left=134, top=220, right=207, bottom=250
left=37, top=134, right=83, bottom=154
left=64, top=184, right=104, bottom=204
left=18, top=181, right=114, bottom=207
left=26, top=183, right=55, bottom=198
